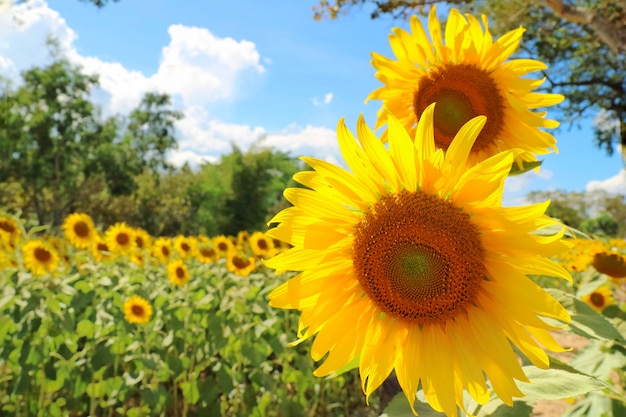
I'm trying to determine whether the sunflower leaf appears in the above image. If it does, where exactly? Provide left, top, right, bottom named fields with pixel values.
left=508, top=160, right=542, bottom=176
left=545, top=289, right=626, bottom=344
left=519, top=366, right=611, bottom=401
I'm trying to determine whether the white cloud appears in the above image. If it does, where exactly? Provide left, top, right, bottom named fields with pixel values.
left=312, top=92, right=333, bottom=106
left=260, top=124, right=339, bottom=160
left=502, top=168, right=554, bottom=206
left=587, top=170, right=626, bottom=194
left=167, top=149, right=219, bottom=168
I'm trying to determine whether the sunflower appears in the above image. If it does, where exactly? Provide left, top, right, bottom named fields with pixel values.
left=167, top=259, right=190, bottom=286
left=197, top=246, right=218, bottom=264
left=212, top=235, right=234, bottom=258
left=367, top=6, right=563, bottom=168
left=592, top=251, right=626, bottom=278
left=123, top=295, right=153, bottom=324
left=22, top=239, right=60, bottom=276
left=133, top=227, right=153, bottom=253
left=92, top=237, right=114, bottom=262
left=265, top=109, right=571, bottom=416
left=249, top=231, right=276, bottom=259
left=582, top=286, right=615, bottom=313
left=153, top=237, right=173, bottom=263
left=62, top=212, right=96, bottom=250
left=0, top=216, right=21, bottom=245
left=104, top=222, right=136, bottom=256
left=174, top=235, right=197, bottom=259
left=227, top=252, right=256, bottom=277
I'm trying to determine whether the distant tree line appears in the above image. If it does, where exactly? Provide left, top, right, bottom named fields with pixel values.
left=0, top=58, right=302, bottom=237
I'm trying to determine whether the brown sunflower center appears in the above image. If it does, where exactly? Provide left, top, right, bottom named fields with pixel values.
left=589, top=292, right=605, bottom=308
left=74, top=221, right=90, bottom=238
left=218, top=242, right=228, bottom=252
left=257, top=238, right=268, bottom=250
left=97, top=242, right=108, bottom=252
left=353, top=190, right=485, bottom=324
left=181, top=242, right=190, bottom=252
left=232, top=255, right=250, bottom=269
left=131, top=304, right=145, bottom=316
left=162, top=246, right=170, bottom=257
left=116, top=233, right=130, bottom=246
left=200, top=248, right=216, bottom=258
left=34, top=247, right=52, bottom=263
left=175, top=266, right=185, bottom=279
left=0, top=220, right=15, bottom=234
left=413, top=63, right=504, bottom=152
left=592, top=252, right=626, bottom=278
left=136, top=236, right=144, bottom=249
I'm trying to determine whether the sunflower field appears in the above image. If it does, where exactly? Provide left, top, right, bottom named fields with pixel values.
left=0, top=214, right=373, bottom=417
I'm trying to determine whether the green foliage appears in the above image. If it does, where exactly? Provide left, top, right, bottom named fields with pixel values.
left=580, top=213, right=619, bottom=237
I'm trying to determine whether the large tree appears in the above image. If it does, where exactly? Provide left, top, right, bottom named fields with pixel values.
left=0, top=59, right=181, bottom=226
left=313, top=0, right=626, bottom=164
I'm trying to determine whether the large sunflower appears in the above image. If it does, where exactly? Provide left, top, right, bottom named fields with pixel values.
left=0, top=216, right=21, bottom=245
left=265, top=108, right=571, bottom=416
left=104, top=222, right=136, bottom=256
left=123, top=295, right=153, bottom=324
left=22, top=239, right=60, bottom=276
left=367, top=6, right=563, bottom=168
left=62, top=212, right=96, bottom=250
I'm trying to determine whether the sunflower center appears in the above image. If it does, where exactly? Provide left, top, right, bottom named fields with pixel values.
left=0, top=220, right=15, bottom=233
left=589, top=292, right=605, bottom=308
left=413, top=63, right=504, bottom=152
left=181, top=242, right=190, bottom=252
left=162, top=246, right=170, bottom=257
left=136, top=237, right=144, bottom=249
left=353, top=190, right=485, bottom=324
left=218, top=242, right=228, bottom=251
left=34, top=247, right=51, bottom=263
left=592, top=252, right=626, bottom=278
left=176, top=267, right=185, bottom=279
left=200, top=248, right=215, bottom=258
left=131, top=305, right=145, bottom=316
left=257, top=239, right=268, bottom=250
left=233, top=255, right=250, bottom=269
left=97, top=243, right=108, bottom=252
left=74, top=221, right=90, bottom=238
left=116, top=233, right=130, bottom=246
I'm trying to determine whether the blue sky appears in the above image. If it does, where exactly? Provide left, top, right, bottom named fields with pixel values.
left=1, top=0, right=623, bottom=204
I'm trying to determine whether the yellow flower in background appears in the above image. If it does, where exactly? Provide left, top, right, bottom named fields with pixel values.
left=227, top=252, right=256, bottom=276
left=62, top=212, right=96, bottom=250
left=92, top=237, right=114, bottom=262
left=249, top=231, right=275, bottom=259
left=123, top=295, right=153, bottom=324
left=212, top=235, right=234, bottom=258
left=367, top=6, right=563, bottom=168
left=174, top=235, right=197, bottom=259
left=167, top=259, right=190, bottom=286
left=0, top=216, right=21, bottom=245
left=22, top=239, right=59, bottom=276
left=153, top=237, right=173, bottom=263
left=197, top=246, right=218, bottom=264
left=582, top=286, right=615, bottom=313
left=592, top=251, right=626, bottom=278
left=265, top=108, right=571, bottom=417
left=133, top=227, right=153, bottom=253
left=237, top=230, right=250, bottom=249
left=104, top=222, right=136, bottom=255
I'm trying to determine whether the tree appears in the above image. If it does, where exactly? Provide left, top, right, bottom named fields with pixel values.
left=580, top=212, right=619, bottom=237
left=313, top=0, right=626, bottom=165
left=0, top=59, right=181, bottom=227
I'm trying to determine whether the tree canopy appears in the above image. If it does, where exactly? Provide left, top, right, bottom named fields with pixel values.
left=314, top=0, right=626, bottom=165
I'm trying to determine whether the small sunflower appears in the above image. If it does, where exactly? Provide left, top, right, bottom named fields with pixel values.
left=227, top=252, right=256, bottom=277
left=133, top=227, right=153, bottom=253
left=0, top=216, right=21, bottom=245
left=197, top=246, right=218, bottom=264
left=249, top=231, right=276, bottom=259
left=104, top=222, right=136, bottom=256
left=174, top=235, right=197, bottom=259
left=265, top=109, right=571, bottom=416
left=592, top=251, right=626, bottom=278
left=582, top=286, right=615, bottom=313
left=167, top=259, right=190, bottom=286
left=152, top=237, right=173, bottom=263
left=367, top=6, right=563, bottom=168
left=62, top=212, right=96, bottom=250
left=92, top=237, right=114, bottom=262
left=22, top=239, right=59, bottom=276
left=123, top=295, right=153, bottom=324
left=212, top=235, right=234, bottom=258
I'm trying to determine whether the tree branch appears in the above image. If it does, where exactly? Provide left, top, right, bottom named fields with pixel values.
left=541, top=0, right=626, bottom=54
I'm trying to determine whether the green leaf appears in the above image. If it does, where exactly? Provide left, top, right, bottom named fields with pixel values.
left=181, top=380, right=200, bottom=405
left=381, top=392, right=445, bottom=417
left=508, top=160, right=543, bottom=176
left=76, top=319, right=95, bottom=339
left=477, top=400, right=534, bottom=417
left=518, top=366, right=610, bottom=401
left=546, top=289, right=626, bottom=343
